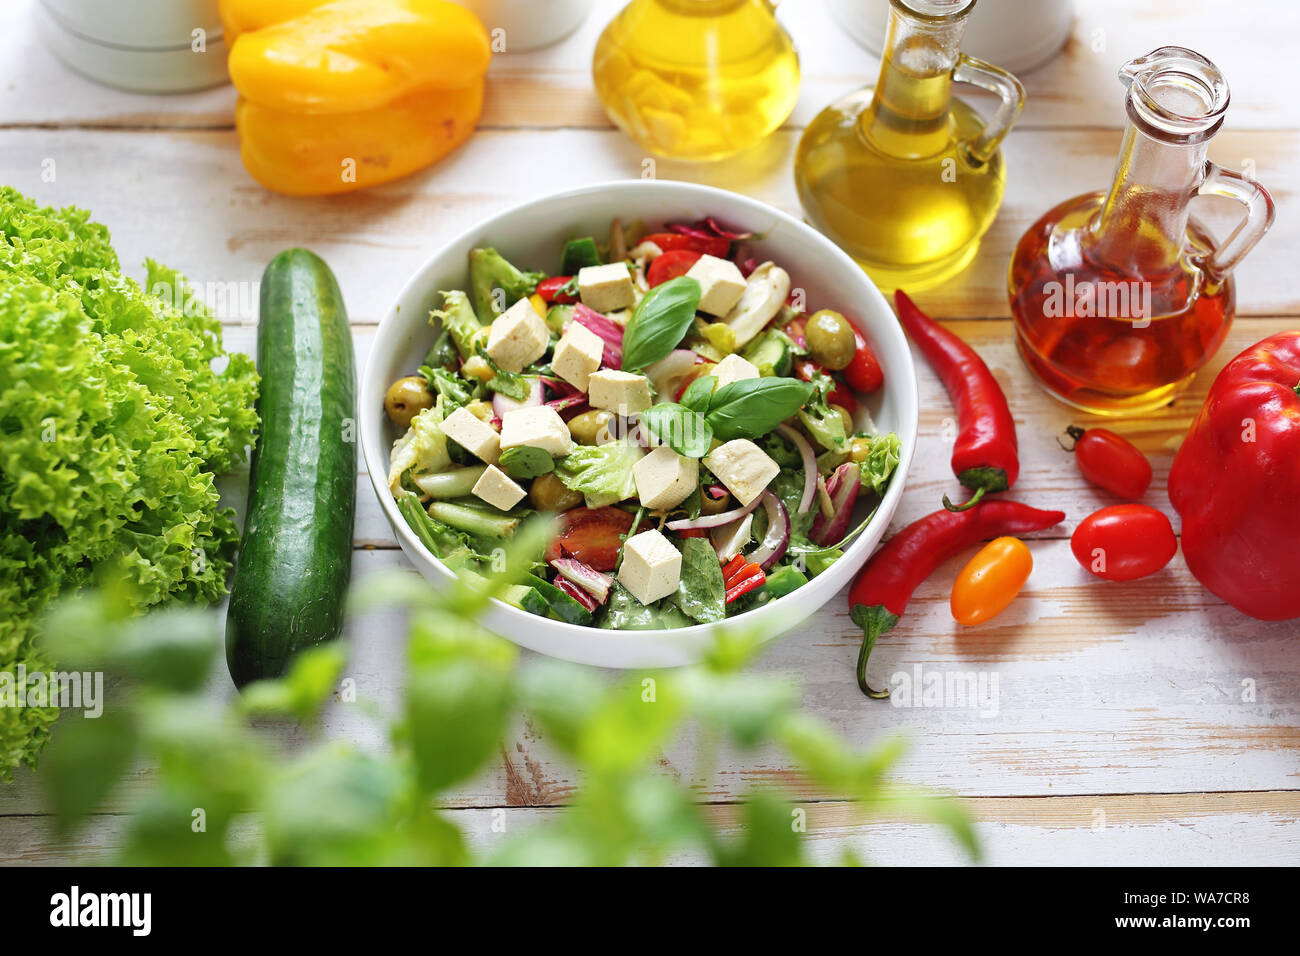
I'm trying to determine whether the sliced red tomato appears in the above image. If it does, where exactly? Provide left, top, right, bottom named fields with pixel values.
left=546, top=506, right=636, bottom=571
left=783, top=315, right=807, bottom=348
left=844, top=328, right=884, bottom=394
left=673, top=360, right=718, bottom=401
left=793, top=359, right=857, bottom=414
left=642, top=231, right=731, bottom=259
left=536, top=275, right=578, bottom=304
left=647, top=250, right=703, bottom=287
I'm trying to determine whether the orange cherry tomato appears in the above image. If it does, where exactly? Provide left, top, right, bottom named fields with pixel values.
left=949, top=536, right=1033, bottom=626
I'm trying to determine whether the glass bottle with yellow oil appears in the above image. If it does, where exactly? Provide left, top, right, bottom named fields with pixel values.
left=795, top=0, right=1024, bottom=291
left=592, top=0, right=799, bottom=162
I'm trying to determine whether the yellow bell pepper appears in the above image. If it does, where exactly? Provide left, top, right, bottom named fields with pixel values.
left=219, top=0, right=491, bottom=195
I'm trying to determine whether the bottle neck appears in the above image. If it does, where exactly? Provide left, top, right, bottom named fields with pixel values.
left=862, top=1, right=971, bottom=158
left=1088, top=114, right=1211, bottom=274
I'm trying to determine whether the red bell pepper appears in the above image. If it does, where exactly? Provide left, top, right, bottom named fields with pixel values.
left=1169, top=332, right=1300, bottom=621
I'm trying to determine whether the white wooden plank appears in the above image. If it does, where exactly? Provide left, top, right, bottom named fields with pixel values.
left=3, top=0, right=1294, bottom=132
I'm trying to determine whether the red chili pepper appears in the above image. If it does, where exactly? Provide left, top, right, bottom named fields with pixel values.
left=536, top=275, right=577, bottom=304
left=894, top=290, right=1019, bottom=512
left=1062, top=426, right=1152, bottom=500
left=1071, top=504, right=1177, bottom=582
left=642, top=231, right=731, bottom=259
left=848, top=500, right=1065, bottom=698
left=646, top=249, right=702, bottom=287
left=725, top=561, right=763, bottom=589
left=720, top=553, right=746, bottom=581
left=725, top=569, right=766, bottom=604
left=844, top=327, right=885, bottom=394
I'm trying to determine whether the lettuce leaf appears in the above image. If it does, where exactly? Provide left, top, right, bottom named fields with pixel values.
left=553, top=441, right=642, bottom=503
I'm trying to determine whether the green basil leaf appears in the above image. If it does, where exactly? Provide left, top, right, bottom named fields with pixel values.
left=499, top=445, right=554, bottom=479
left=621, top=276, right=701, bottom=371
left=641, top=402, right=713, bottom=458
left=705, top=378, right=815, bottom=441
left=679, top=374, right=716, bottom=413
left=670, top=538, right=726, bottom=624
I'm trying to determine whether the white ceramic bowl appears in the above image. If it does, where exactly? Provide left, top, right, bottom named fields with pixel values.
left=361, top=180, right=918, bottom=668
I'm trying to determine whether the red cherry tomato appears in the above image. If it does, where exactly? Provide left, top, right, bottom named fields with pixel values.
left=536, top=276, right=577, bottom=304
left=641, top=232, right=731, bottom=258
left=1065, top=426, right=1152, bottom=500
left=1071, top=504, right=1177, bottom=582
left=793, top=359, right=857, bottom=414
left=646, top=250, right=702, bottom=287
left=545, top=507, right=635, bottom=571
left=844, top=327, right=884, bottom=394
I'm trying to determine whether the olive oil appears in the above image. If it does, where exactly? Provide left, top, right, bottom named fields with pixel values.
left=592, top=0, right=798, bottom=162
left=794, top=0, right=1023, bottom=292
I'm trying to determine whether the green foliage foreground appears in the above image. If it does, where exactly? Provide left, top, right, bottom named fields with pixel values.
left=37, top=527, right=980, bottom=867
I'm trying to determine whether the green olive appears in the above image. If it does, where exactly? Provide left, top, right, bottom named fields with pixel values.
left=701, top=488, right=732, bottom=515
left=568, top=409, right=616, bottom=446
left=529, top=472, right=582, bottom=512
left=848, top=435, right=873, bottom=463
left=806, top=309, right=856, bottom=371
left=461, top=355, right=495, bottom=383
left=384, top=375, right=434, bottom=429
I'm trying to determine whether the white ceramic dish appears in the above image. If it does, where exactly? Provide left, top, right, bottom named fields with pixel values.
left=360, top=180, right=918, bottom=668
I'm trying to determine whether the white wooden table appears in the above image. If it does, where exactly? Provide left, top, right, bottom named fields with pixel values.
left=2, top=0, right=1298, bottom=865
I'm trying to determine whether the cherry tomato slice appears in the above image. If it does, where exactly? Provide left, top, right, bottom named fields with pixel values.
left=546, top=506, right=636, bottom=571
left=844, top=328, right=884, bottom=394
left=1071, top=504, right=1177, bottom=582
left=1066, top=427, right=1152, bottom=500
left=647, top=250, right=702, bottom=287
left=641, top=232, right=731, bottom=259
left=536, top=276, right=577, bottom=304
left=793, top=359, right=857, bottom=413
left=950, top=536, right=1033, bottom=626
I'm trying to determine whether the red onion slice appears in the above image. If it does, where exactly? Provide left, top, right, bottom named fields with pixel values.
left=550, top=557, right=613, bottom=604
left=747, top=492, right=790, bottom=570
left=776, top=424, right=817, bottom=514
left=809, top=463, right=861, bottom=546
left=665, top=490, right=763, bottom=531
left=493, top=376, right=544, bottom=418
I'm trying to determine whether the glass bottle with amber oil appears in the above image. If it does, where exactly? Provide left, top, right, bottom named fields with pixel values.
left=794, top=0, right=1024, bottom=292
left=1009, top=47, right=1275, bottom=415
left=592, top=0, right=799, bottom=162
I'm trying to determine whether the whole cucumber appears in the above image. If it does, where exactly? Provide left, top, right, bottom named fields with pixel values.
left=226, top=249, right=356, bottom=687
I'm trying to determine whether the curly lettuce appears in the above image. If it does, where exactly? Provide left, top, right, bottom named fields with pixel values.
left=0, top=187, right=259, bottom=777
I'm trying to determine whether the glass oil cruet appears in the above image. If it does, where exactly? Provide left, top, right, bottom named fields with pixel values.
left=592, top=0, right=799, bottom=162
left=794, top=0, right=1024, bottom=292
left=1009, top=47, right=1276, bottom=415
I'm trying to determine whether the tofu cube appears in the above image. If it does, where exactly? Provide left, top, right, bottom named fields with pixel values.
left=442, top=405, right=500, bottom=464
left=704, top=439, right=779, bottom=506
left=472, top=465, right=526, bottom=512
left=578, top=263, right=635, bottom=313
left=633, top=445, right=698, bottom=511
left=685, top=254, right=747, bottom=317
left=499, top=405, right=574, bottom=458
left=587, top=369, right=652, bottom=415
left=486, top=298, right=548, bottom=373
left=551, top=321, right=604, bottom=392
left=711, top=352, right=760, bottom=389
left=618, top=528, right=682, bottom=605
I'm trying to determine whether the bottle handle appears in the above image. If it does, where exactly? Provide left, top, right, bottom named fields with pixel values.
left=952, top=54, right=1025, bottom=166
left=1199, top=161, right=1276, bottom=283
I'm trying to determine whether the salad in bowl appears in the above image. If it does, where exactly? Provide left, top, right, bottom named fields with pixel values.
left=380, top=214, right=902, bottom=632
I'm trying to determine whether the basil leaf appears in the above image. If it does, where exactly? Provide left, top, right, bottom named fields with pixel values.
left=670, top=538, right=726, bottom=624
left=621, top=277, right=701, bottom=370
left=641, top=402, right=713, bottom=458
left=705, top=378, right=814, bottom=441
left=680, top=374, right=716, bottom=413
left=499, top=445, right=554, bottom=479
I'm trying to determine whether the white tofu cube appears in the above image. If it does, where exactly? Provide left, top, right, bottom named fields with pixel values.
left=711, top=352, right=760, bottom=389
left=472, top=465, right=526, bottom=511
left=685, top=254, right=747, bottom=317
left=704, top=439, right=779, bottom=506
left=551, top=321, right=604, bottom=392
left=486, top=298, right=548, bottom=373
left=499, top=405, right=574, bottom=458
left=442, top=406, right=500, bottom=464
left=618, top=528, right=682, bottom=605
left=633, top=445, right=698, bottom=511
left=578, top=263, right=635, bottom=313
left=587, top=369, right=652, bottom=414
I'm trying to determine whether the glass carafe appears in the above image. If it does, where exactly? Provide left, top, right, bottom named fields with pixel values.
left=794, top=0, right=1024, bottom=292
left=592, top=0, right=798, bottom=161
left=1009, top=47, right=1276, bottom=415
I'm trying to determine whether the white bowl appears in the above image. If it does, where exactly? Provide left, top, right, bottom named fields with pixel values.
left=361, top=180, right=918, bottom=668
